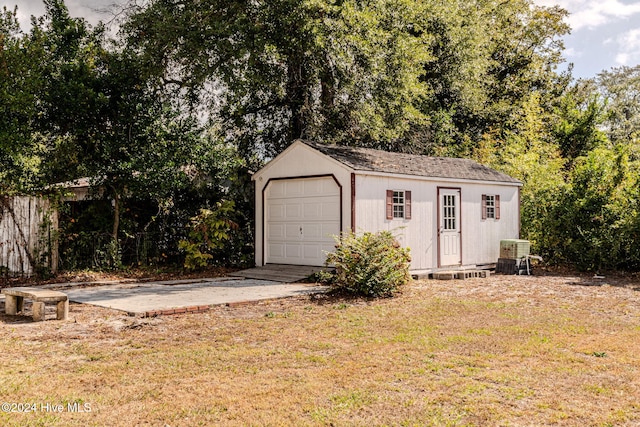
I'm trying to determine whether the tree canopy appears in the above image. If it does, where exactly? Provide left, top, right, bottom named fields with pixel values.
left=122, top=0, right=570, bottom=158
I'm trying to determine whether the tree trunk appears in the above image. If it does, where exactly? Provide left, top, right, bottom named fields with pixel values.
left=286, top=55, right=310, bottom=140
left=112, top=189, right=120, bottom=242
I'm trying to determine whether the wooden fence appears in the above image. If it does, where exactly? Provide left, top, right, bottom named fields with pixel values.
left=0, top=196, right=58, bottom=277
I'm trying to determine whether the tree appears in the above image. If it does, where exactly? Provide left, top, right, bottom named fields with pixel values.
left=598, top=65, right=640, bottom=145
left=419, top=0, right=570, bottom=156
left=122, top=0, right=436, bottom=157
left=0, top=6, right=48, bottom=193
left=474, top=92, right=567, bottom=258
left=558, top=145, right=640, bottom=271
left=1, top=0, right=252, bottom=270
left=551, top=79, right=607, bottom=163
left=122, top=0, right=570, bottom=159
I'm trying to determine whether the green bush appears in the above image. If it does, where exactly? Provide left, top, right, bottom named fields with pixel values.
left=550, top=146, right=640, bottom=271
left=325, top=231, right=411, bottom=297
left=178, top=200, right=238, bottom=269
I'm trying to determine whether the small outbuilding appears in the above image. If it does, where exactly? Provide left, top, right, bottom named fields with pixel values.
left=252, top=140, right=522, bottom=273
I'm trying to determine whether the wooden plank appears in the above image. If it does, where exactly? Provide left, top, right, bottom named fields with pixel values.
left=230, top=265, right=329, bottom=282
left=0, top=196, right=58, bottom=277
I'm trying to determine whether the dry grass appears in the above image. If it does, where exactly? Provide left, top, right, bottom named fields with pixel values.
left=1, top=272, right=640, bottom=426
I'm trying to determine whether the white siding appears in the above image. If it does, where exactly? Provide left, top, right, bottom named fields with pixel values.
left=460, top=183, right=520, bottom=265
left=354, top=175, right=437, bottom=270
left=354, top=174, right=520, bottom=270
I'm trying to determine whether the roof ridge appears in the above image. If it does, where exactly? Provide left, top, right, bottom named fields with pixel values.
left=298, top=140, right=520, bottom=184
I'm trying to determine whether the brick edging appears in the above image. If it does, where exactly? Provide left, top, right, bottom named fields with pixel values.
left=141, top=305, right=211, bottom=317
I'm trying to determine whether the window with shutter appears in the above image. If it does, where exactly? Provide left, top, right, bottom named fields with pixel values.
left=482, top=194, right=499, bottom=220
left=386, top=190, right=411, bottom=220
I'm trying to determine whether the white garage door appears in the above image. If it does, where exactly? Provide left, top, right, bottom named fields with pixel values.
left=266, top=177, right=340, bottom=266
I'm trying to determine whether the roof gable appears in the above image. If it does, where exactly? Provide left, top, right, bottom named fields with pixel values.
left=301, top=140, right=521, bottom=184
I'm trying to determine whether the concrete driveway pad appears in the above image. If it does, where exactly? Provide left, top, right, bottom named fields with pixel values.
left=65, top=277, right=328, bottom=316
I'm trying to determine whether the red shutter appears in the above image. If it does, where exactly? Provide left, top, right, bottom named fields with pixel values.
left=386, top=190, right=393, bottom=220
left=481, top=194, right=487, bottom=220
left=405, top=191, right=412, bottom=220
left=495, top=194, right=500, bottom=220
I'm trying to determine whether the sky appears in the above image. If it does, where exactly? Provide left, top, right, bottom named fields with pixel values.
left=2, top=0, right=640, bottom=80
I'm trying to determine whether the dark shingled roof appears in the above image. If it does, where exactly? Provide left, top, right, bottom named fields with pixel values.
left=301, top=140, right=521, bottom=184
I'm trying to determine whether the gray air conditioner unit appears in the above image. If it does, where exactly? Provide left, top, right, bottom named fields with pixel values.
left=499, top=239, right=530, bottom=260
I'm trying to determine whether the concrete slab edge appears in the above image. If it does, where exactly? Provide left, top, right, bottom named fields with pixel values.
left=131, top=294, right=318, bottom=318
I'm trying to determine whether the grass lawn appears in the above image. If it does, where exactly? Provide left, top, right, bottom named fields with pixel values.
left=1, top=273, right=639, bottom=426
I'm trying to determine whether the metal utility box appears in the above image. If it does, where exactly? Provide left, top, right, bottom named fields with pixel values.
left=499, top=239, right=530, bottom=259
left=496, top=257, right=533, bottom=275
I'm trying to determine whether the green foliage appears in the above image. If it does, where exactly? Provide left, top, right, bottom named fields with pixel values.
left=325, top=231, right=411, bottom=297
left=123, top=0, right=435, bottom=156
left=3, top=0, right=640, bottom=274
left=551, top=80, right=607, bottom=162
left=483, top=70, right=640, bottom=272
left=60, top=231, right=122, bottom=270
left=179, top=201, right=239, bottom=269
left=308, top=270, right=336, bottom=285
left=122, top=0, right=569, bottom=157
left=419, top=0, right=570, bottom=155
left=97, top=239, right=123, bottom=270
left=0, top=6, right=48, bottom=193
left=177, top=240, right=213, bottom=270
left=553, top=146, right=640, bottom=271
left=474, top=93, right=568, bottom=260
left=598, top=65, right=640, bottom=144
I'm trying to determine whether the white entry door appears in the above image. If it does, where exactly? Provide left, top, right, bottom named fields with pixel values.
left=439, top=188, right=461, bottom=266
left=265, top=177, right=340, bottom=266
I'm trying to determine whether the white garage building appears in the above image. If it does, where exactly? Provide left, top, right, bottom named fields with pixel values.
left=252, top=140, right=522, bottom=272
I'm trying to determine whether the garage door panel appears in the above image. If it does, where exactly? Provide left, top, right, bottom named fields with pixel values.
left=267, top=224, right=285, bottom=239
left=268, top=244, right=285, bottom=259
left=265, top=177, right=340, bottom=266
left=303, top=244, right=323, bottom=261
left=268, top=180, right=341, bottom=199
left=286, top=181, right=305, bottom=196
left=303, top=224, right=323, bottom=239
left=303, top=202, right=322, bottom=218
left=285, top=244, right=302, bottom=259
left=305, top=179, right=338, bottom=196
left=285, top=203, right=302, bottom=219
left=269, top=222, right=339, bottom=241
left=285, top=224, right=301, bottom=239
left=303, top=199, right=339, bottom=219
left=268, top=204, right=285, bottom=221
left=302, top=223, right=339, bottom=240
left=269, top=184, right=286, bottom=197
left=303, top=179, right=322, bottom=195
left=322, top=202, right=340, bottom=219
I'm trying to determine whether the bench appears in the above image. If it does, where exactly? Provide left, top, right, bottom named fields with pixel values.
left=2, top=287, right=68, bottom=321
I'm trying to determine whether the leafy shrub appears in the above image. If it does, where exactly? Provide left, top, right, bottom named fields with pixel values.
left=550, top=146, right=640, bottom=271
left=178, top=200, right=238, bottom=269
left=325, top=231, right=411, bottom=297
left=307, top=270, right=336, bottom=285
